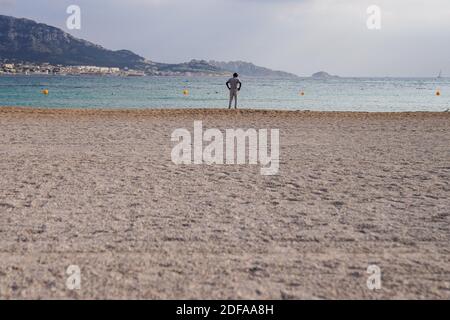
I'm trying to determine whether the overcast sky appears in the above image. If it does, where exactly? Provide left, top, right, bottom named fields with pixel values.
left=1, top=0, right=450, bottom=76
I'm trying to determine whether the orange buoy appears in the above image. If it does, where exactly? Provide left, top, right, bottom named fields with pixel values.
left=41, top=89, right=49, bottom=95
left=436, top=90, right=441, bottom=96
left=300, top=91, right=305, bottom=96
left=183, top=89, right=189, bottom=96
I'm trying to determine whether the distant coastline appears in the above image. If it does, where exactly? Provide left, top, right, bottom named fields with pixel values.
left=1, top=68, right=448, bottom=79
left=0, top=62, right=145, bottom=77
left=0, top=15, right=298, bottom=78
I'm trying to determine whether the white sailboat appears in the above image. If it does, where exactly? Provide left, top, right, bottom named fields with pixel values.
left=437, top=70, right=443, bottom=79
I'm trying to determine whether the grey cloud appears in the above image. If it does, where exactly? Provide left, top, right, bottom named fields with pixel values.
left=2, top=0, right=450, bottom=76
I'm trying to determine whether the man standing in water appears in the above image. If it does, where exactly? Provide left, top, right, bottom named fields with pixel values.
left=226, top=73, right=242, bottom=109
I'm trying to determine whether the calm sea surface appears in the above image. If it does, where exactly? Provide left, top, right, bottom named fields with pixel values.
left=0, top=75, right=449, bottom=112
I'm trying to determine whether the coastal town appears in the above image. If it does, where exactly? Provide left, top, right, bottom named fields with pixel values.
left=0, top=62, right=146, bottom=76
left=0, top=59, right=238, bottom=77
left=0, top=60, right=233, bottom=77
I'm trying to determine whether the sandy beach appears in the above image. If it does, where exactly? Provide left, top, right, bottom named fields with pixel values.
left=0, top=106, right=449, bottom=299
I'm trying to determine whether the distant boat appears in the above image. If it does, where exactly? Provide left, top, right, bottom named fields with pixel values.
left=437, top=70, right=443, bottom=79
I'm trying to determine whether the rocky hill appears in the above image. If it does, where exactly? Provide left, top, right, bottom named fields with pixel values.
left=209, top=60, right=298, bottom=78
left=0, top=15, right=297, bottom=77
left=311, top=71, right=339, bottom=79
left=0, top=15, right=149, bottom=69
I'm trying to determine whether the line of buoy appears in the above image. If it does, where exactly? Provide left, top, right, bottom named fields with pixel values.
left=37, top=88, right=443, bottom=101
left=297, top=89, right=442, bottom=96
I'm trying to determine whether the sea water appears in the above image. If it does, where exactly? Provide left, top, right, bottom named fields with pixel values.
left=0, top=75, right=449, bottom=112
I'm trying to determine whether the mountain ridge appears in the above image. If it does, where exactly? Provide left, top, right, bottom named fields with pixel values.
left=0, top=15, right=297, bottom=77
left=209, top=60, right=298, bottom=78
left=0, top=14, right=149, bottom=69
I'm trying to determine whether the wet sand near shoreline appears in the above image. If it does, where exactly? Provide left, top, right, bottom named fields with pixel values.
left=0, top=107, right=449, bottom=299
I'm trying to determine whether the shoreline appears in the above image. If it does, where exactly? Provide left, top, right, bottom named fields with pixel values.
left=1, top=106, right=449, bottom=118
